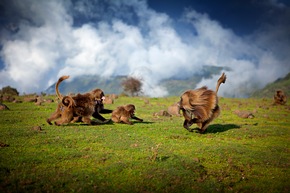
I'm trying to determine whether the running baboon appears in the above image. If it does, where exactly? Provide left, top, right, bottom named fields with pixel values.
left=179, top=73, right=226, bottom=133
left=111, top=104, right=143, bottom=125
left=46, top=75, right=109, bottom=125
left=273, top=90, right=287, bottom=105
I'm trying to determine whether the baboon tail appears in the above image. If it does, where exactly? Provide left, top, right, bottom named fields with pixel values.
left=215, top=72, right=226, bottom=94
left=62, top=96, right=75, bottom=108
left=56, top=75, right=70, bottom=100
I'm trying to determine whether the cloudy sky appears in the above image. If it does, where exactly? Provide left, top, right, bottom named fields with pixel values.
left=0, top=0, right=289, bottom=97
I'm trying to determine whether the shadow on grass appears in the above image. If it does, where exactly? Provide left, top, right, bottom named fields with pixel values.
left=205, top=124, right=240, bottom=133
left=76, top=120, right=154, bottom=126
left=187, top=124, right=240, bottom=133
left=132, top=121, right=154, bottom=124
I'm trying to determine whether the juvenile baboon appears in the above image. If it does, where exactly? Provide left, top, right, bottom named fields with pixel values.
left=47, top=76, right=109, bottom=125
left=111, top=104, right=143, bottom=125
left=179, top=73, right=226, bottom=133
left=273, top=90, right=287, bottom=105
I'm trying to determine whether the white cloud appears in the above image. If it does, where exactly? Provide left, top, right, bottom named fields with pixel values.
left=0, top=0, right=289, bottom=97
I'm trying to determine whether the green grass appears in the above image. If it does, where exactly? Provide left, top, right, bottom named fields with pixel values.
left=0, top=96, right=289, bottom=192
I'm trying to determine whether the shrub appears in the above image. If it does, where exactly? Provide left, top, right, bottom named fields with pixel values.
left=121, top=76, right=142, bottom=96
left=0, top=86, right=19, bottom=96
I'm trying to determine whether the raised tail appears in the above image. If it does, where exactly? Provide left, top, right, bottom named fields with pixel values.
left=62, top=96, right=76, bottom=108
left=55, top=75, right=70, bottom=100
left=215, top=73, right=226, bottom=94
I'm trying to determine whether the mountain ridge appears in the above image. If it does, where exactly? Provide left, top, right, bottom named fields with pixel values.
left=44, top=69, right=290, bottom=98
left=250, top=72, right=290, bottom=98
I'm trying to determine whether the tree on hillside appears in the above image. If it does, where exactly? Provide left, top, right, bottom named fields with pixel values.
left=121, top=76, right=143, bottom=96
left=0, top=86, right=19, bottom=96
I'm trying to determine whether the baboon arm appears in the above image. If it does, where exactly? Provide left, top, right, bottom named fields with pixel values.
left=120, top=117, right=133, bottom=125
left=99, top=109, right=113, bottom=114
left=92, top=112, right=107, bottom=122
left=132, top=115, right=143, bottom=122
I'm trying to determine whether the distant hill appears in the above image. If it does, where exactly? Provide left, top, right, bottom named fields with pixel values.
left=44, top=65, right=228, bottom=96
left=45, top=75, right=126, bottom=95
left=250, top=72, right=290, bottom=98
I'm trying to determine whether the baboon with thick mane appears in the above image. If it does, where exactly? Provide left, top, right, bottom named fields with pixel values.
left=273, top=90, right=287, bottom=105
left=179, top=73, right=226, bottom=133
left=111, top=104, right=143, bottom=125
left=47, top=75, right=111, bottom=125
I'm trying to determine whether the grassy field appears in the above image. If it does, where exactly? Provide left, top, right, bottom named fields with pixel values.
left=0, top=96, right=289, bottom=192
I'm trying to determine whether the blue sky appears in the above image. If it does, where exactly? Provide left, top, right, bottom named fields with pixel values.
left=0, top=0, right=289, bottom=97
left=149, top=0, right=261, bottom=35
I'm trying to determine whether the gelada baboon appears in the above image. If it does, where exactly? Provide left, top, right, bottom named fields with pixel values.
left=111, top=104, right=143, bottom=125
left=179, top=73, right=226, bottom=133
left=273, top=90, right=287, bottom=105
left=50, top=96, right=76, bottom=126
left=47, top=75, right=108, bottom=125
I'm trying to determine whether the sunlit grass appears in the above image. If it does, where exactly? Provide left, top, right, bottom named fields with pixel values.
left=0, top=96, right=289, bottom=192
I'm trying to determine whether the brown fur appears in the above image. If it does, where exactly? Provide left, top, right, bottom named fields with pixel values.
left=179, top=73, right=226, bottom=133
left=46, top=96, right=76, bottom=126
left=273, top=90, right=287, bottom=105
left=46, top=76, right=108, bottom=125
left=111, top=104, right=143, bottom=125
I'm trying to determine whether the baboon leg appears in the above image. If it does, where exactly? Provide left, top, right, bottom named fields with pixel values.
left=196, top=122, right=202, bottom=129
left=111, top=116, right=120, bottom=123
left=181, top=109, right=191, bottom=121
left=183, top=119, right=193, bottom=131
left=71, top=116, right=81, bottom=123
left=47, top=111, right=61, bottom=125
left=212, top=105, right=220, bottom=120
left=199, top=106, right=220, bottom=133
left=55, top=120, right=65, bottom=126
left=184, top=118, right=203, bottom=131
left=132, top=115, right=143, bottom=122
left=198, top=120, right=211, bottom=133
left=81, top=117, right=92, bottom=125
left=120, top=117, right=133, bottom=125
left=182, top=108, right=194, bottom=131
left=92, top=112, right=107, bottom=122
left=54, top=114, right=74, bottom=126
left=99, top=109, right=113, bottom=114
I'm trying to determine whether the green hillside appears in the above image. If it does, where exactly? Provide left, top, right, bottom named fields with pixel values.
left=251, top=72, right=290, bottom=98
left=45, top=65, right=226, bottom=96
left=45, top=75, right=126, bottom=95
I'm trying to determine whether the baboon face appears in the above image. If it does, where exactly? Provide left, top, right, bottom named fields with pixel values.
left=124, top=104, right=135, bottom=115
left=91, top=89, right=105, bottom=102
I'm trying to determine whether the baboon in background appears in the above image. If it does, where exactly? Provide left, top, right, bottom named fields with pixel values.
left=167, top=102, right=181, bottom=116
left=111, top=104, right=143, bottom=125
left=273, top=90, right=287, bottom=105
left=47, top=75, right=110, bottom=125
left=179, top=73, right=226, bottom=133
